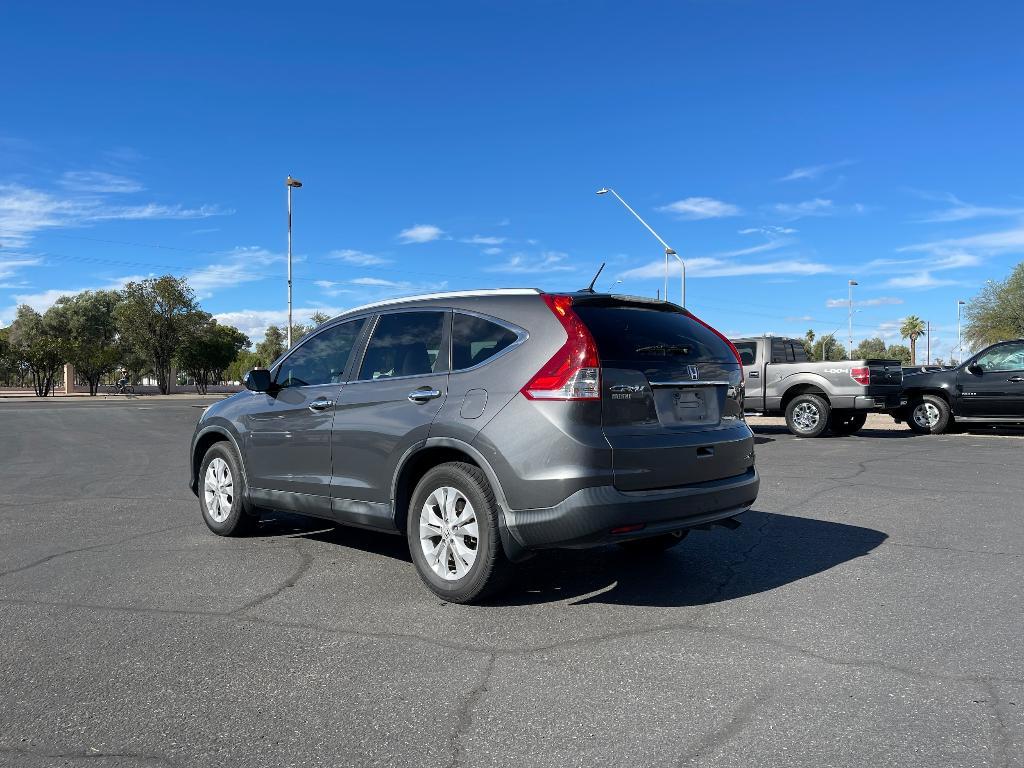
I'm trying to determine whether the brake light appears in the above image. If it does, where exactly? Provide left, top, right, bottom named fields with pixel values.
left=685, top=310, right=745, bottom=383
left=850, top=367, right=871, bottom=385
left=522, top=294, right=601, bottom=400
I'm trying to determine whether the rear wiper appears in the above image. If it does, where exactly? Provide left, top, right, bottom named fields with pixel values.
left=635, top=344, right=691, bottom=355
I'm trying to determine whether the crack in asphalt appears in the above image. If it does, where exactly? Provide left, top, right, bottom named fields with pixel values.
left=0, top=523, right=194, bottom=578
left=674, top=688, right=771, bottom=766
left=446, top=653, right=497, bottom=768
left=981, top=679, right=1011, bottom=768
left=231, top=541, right=316, bottom=614
left=0, top=744, right=176, bottom=765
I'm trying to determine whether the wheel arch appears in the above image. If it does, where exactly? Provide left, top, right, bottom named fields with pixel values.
left=390, top=438, right=528, bottom=561
left=904, top=387, right=953, bottom=405
left=191, top=426, right=249, bottom=503
left=781, top=384, right=830, bottom=410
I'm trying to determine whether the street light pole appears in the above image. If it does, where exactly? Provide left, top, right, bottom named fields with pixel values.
left=596, top=187, right=685, bottom=306
left=286, top=175, right=303, bottom=349
left=957, top=300, right=966, bottom=364
left=847, top=279, right=858, bottom=359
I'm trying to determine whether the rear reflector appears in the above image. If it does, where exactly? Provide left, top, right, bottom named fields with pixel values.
left=522, top=294, right=601, bottom=400
left=850, top=367, right=871, bottom=385
left=610, top=523, right=646, bottom=535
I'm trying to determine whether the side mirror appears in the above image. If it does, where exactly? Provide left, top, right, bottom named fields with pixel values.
left=243, top=368, right=273, bottom=392
left=967, top=362, right=983, bottom=375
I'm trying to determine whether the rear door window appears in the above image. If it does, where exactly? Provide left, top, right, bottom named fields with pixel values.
left=452, top=313, right=520, bottom=370
left=976, top=342, right=1024, bottom=372
left=358, top=311, right=447, bottom=380
left=733, top=341, right=757, bottom=366
left=573, top=305, right=735, bottom=363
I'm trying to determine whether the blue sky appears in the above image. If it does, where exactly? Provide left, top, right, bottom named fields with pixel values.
left=2, top=2, right=1023, bottom=359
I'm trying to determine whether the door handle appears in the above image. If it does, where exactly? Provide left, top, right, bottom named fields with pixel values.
left=748, top=370, right=760, bottom=378
left=308, top=398, right=335, bottom=411
left=407, top=388, right=442, bottom=403
left=1008, top=376, right=1024, bottom=383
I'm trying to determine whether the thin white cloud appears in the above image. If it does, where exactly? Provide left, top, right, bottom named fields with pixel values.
left=58, top=171, right=143, bottom=194
left=212, top=307, right=346, bottom=343
left=899, top=226, right=1024, bottom=257
left=88, top=203, right=230, bottom=221
left=485, top=251, right=575, bottom=273
left=461, top=235, right=506, bottom=246
left=328, top=248, right=391, bottom=266
left=769, top=198, right=836, bottom=219
left=826, top=296, right=905, bottom=308
left=398, top=224, right=445, bottom=244
left=739, top=226, right=798, bottom=236
left=186, top=247, right=282, bottom=296
left=778, top=159, right=857, bottom=182
left=622, top=257, right=830, bottom=280
left=914, top=193, right=1024, bottom=223
left=483, top=247, right=502, bottom=255
left=883, top=272, right=959, bottom=290
left=0, top=256, right=42, bottom=280
left=657, top=197, right=741, bottom=220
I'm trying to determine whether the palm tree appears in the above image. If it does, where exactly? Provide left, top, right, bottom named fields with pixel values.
left=900, top=315, right=927, bottom=366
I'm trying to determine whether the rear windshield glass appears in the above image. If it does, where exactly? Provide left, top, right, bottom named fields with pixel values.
left=574, top=306, right=735, bottom=363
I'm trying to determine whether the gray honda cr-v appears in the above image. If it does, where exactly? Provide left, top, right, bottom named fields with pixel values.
left=189, top=289, right=759, bottom=602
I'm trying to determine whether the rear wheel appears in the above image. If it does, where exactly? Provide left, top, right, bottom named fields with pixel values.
left=830, top=412, right=867, bottom=436
left=785, top=393, right=831, bottom=438
left=619, top=530, right=689, bottom=554
left=908, top=395, right=952, bottom=434
left=407, top=462, right=512, bottom=604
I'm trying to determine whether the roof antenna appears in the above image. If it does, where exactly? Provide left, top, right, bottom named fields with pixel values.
left=583, top=262, right=606, bottom=293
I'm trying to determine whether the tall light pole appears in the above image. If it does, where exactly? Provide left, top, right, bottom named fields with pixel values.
left=957, top=299, right=966, bottom=364
left=847, top=279, right=858, bottom=358
left=596, top=187, right=685, bottom=306
left=286, top=175, right=303, bottom=349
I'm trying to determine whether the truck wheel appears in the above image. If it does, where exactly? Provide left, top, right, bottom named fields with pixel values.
left=907, top=395, right=952, bottom=435
left=785, top=393, right=831, bottom=438
left=830, top=412, right=867, bottom=436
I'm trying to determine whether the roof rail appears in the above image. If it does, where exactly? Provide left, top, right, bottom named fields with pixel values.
left=337, top=288, right=541, bottom=317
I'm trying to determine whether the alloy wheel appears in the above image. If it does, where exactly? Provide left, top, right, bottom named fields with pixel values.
left=419, top=486, right=479, bottom=581
left=203, top=457, right=233, bottom=523
left=792, top=402, right=820, bottom=432
left=913, top=402, right=940, bottom=429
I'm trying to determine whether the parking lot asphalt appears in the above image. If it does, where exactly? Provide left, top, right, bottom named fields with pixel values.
left=0, top=398, right=1021, bottom=768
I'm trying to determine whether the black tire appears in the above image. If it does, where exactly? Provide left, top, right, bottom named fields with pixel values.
left=619, top=530, right=689, bottom=554
left=785, top=393, right=831, bottom=438
left=907, top=394, right=952, bottom=435
left=407, top=461, right=512, bottom=604
left=198, top=442, right=255, bottom=536
left=830, top=412, right=867, bottom=436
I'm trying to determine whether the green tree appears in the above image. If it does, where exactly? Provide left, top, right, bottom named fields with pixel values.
left=115, top=276, right=206, bottom=395
left=176, top=320, right=250, bottom=394
left=49, top=290, right=123, bottom=395
left=883, top=343, right=911, bottom=365
left=801, top=329, right=817, bottom=361
left=851, top=337, right=887, bottom=359
left=900, top=315, right=927, bottom=366
left=225, top=349, right=261, bottom=383
left=812, top=332, right=847, bottom=361
left=964, top=262, right=1024, bottom=348
left=8, top=305, right=68, bottom=397
left=309, top=311, right=331, bottom=327
left=255, top=325, right=286, bottom=366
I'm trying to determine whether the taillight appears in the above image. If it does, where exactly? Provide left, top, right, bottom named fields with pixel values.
left=521, top=294, right=601, bottom=400
left=850, top=367, right=871, bottom=385
left=685, top=310, right=745, bottom=383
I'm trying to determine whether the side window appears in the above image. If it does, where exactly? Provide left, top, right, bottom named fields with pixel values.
left=452, top=313, right=520, bottom=370
left=790, top=342, right=808, bottom=362
left=275, top=318, right=366, bottom=388
left=975, top=343, right=1024, bottom=372
left=771, top=339, right=787, bottom=363
left=734, top=341, right=757, bottom=366
left=784, top=343, right=797, bottom=362
left=358, top=311, right=446, bottom=380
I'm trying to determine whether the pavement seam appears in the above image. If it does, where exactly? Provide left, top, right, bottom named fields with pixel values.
left=447, top=652, right=497, bottom=768
left=673, top=687, right=772, bottom=767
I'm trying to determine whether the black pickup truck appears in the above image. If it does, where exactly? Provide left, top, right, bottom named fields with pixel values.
left=897, top=339, right=1024, bottom=433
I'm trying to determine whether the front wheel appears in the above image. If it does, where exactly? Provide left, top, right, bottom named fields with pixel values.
left=785, top=393, right=831, bottom=438
left=198, top=443, right=255, bottom=536
left=907, top=395, right=952, bottom=434
left=407, top=462, right=512, bottom=604
left=830, top=412, right=867, bottom=436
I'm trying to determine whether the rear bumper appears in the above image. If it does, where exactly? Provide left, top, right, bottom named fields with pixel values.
left=834, top=394, right=906, bottom=411
left=504, top=467, right=759, bottom=549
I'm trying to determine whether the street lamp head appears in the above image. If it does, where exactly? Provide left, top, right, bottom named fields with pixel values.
left=595, top=188, right=610, bottom=195
left=286, top=176, right=303, bottom=188
left=958, top=300, right=966, bottom=305
left=848, top=279, right=859, bottom=286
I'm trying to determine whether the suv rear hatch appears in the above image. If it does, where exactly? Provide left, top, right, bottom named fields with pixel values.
left=572, top=296, right=752, bottom=492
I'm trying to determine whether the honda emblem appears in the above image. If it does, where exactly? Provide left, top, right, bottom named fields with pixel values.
left=687, top=364, right=699, bottom=381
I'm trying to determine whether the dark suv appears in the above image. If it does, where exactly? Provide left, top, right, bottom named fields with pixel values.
left=898, top=339, right=1024, bottom=434
left=189, top=289, right=759, bottom=602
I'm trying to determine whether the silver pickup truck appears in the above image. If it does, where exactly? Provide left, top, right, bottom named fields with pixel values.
left=731, top=335, right=905, bottom=437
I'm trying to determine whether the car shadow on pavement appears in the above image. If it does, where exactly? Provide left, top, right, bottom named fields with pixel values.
left=492, top=510, right=887, bottom=608
left=750, top=425, right=917, bottom=439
